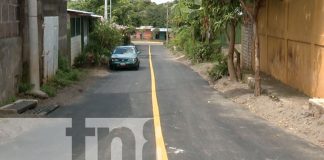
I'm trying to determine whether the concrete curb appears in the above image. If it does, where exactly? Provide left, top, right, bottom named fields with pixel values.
left=0, top=99, right=38, bottom=114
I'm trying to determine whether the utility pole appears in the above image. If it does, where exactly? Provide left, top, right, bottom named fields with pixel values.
left=104, top=0, right=108, bottom=20
left=166, top=3, right=169, bottom=44
left=110, top=0, right=112, bottom=23
left=27, top=0, right=47, bottom=97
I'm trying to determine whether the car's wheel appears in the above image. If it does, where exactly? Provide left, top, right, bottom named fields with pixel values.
left=109, top=64, right=114, bottom=70
left=134, top=64, right=139, bottom=70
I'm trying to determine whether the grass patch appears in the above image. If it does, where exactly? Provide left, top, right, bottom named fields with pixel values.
left=41, top=69, right=84, bottom=97
left=18, top=83, right=33, bottom=93
left=0, top=96, right=17, bottom=107
left=41, top=84, right=57, bottom=97
left=41, top=55, right=84, bottom=97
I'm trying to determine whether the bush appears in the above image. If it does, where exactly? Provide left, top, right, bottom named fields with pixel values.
left=171, top=27, right=222, bottom=63
left=182, top=40, right=222, bottom=63
left=208, top=54, right=228, bottom=81
left=81, top=22, right=123, bottom=66
left=74, top=53, right=88, bottom=68
left=172, top=27, right=192, bottom=51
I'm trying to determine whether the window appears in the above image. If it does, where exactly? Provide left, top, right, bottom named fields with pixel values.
left=71, top=18, right=76, bottom=37
left=76, top=18, right=81, bottom=35
left=70, top=17, right=81, bottom=37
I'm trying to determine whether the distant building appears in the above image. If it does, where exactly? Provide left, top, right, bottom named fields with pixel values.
left=152, top=28, right=172, bottom=40
left=134, top=26, right=171, bottom=41
left=135, top=26, right=154, bottom=40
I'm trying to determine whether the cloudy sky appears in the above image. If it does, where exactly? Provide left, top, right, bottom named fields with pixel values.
left=151, top=0, right=173, bottom=4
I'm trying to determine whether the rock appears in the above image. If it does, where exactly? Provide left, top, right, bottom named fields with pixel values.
left=319, top=128, right=324, bottom=143
left=309, top=98, right=324, bottom=118
left=247, top=77, right=255, bottom=89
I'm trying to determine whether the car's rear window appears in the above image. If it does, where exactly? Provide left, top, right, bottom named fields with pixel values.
left=113, top=47, right=135, bottom=54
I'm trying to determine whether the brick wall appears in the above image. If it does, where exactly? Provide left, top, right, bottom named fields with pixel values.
left=144, top=30, right=153, bottom=40
left=241, top=21, right=253, bottom=70
left=0, top=0, right=20, bottom=38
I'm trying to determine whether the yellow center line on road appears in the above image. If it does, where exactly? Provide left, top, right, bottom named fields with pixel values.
left=148, top=45, right=169, bottom=160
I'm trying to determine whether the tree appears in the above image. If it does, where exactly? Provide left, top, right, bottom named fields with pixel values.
left=68, top=0, right=106, bottom=15
left=204, top=0, right=242, bottom=81
left=239, top=0, right=263, bottom=96
left=68, top=0, right=169, bottom=28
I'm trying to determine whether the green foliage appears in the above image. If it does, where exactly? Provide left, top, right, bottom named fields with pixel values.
left=68, top=0, right=105, bottom=15
left=74, top=53, right=88, bottom=68
left=171, top=27, right=192, bottom=51
left=208, top=56, right=228, bottom=81
left=18, top=83, right=33, bottom=93
left=169, top=0, right=244, bottom=81
left=184, top=40, right=222, bottom=63
left=79, top=22, right=122, bottom=66
left=41, top=84, right=57, bottom=97
left=41, top=56, right=84, bottom=97
left=192, top=41, right=222, bottom=63
left=90, top=22, right=122, bottom=53
left=140, top=3, right=168, bottom=27
left=171, top=27, right=222, bottom=63
left=123, top=35, right=131, bottom=45
left=58, top=55, right=71, bottom=72
left=68, top=0, right=171, bottom=27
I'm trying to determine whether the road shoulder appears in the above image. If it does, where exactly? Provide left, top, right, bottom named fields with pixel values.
left=166, top=47, right=324, bottom=148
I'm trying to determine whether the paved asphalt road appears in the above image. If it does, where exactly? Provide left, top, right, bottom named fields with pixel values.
left=50, top=42, right=324, bottom=160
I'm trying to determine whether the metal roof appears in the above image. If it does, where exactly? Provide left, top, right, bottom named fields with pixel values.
left=151, top=28, right=172, bottom=32
left=67, top=9, right=93, bottom=16
left=136, top=26, right=154, bottom=30
left=67, top=9, right=103, bottom=19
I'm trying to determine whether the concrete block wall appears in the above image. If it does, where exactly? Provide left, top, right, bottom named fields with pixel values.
left=0, top=37, right=22, bottom=102
left=0, top=0, right=22, bottom=103
left=0, top=0, right=20, bottom=38
left=58, top=1, right=69, bottom=58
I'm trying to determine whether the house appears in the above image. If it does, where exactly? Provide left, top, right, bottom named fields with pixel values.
left=134, top=26, right=172, bottom=41
left=0, top=1, right=102, bottom=102
left=135, top=26, right=154, bottom=40
left=0, top=0, right=68, bottom=101
left=67, top=9, right=102, bottom=65
left=241, top=0, right=324, bottom=98
left=152, top=28, right=172, bottom=40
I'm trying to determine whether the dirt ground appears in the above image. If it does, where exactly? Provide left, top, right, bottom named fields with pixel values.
left=38, top=67, right=110, bottom=107
left=168, top=49, right=324, bottom=148
left=0, top=67, right=109, bottom=115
